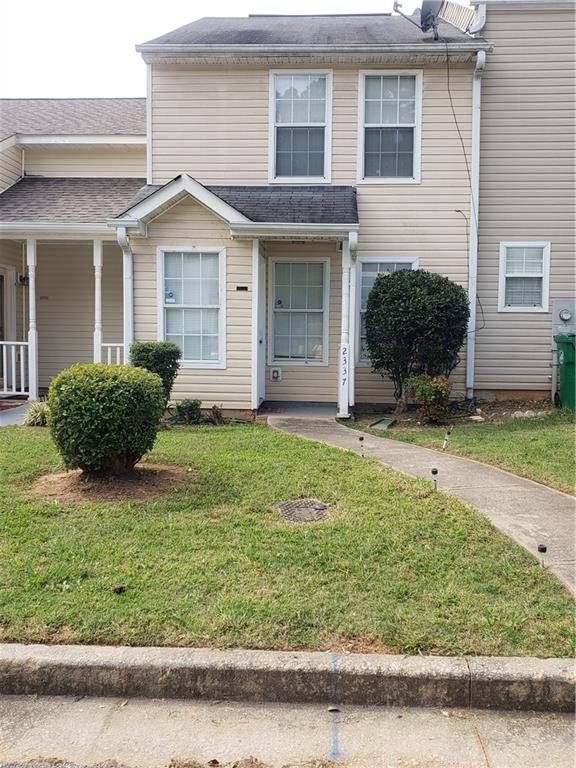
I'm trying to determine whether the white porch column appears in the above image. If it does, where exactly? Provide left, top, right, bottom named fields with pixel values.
left=117, top=227, right=134, bottom=364
left=338, top=237, right=351, bottom=419
left=93, top=239, right=103, bottom=362
left=26, top=238, right=38, bottom=401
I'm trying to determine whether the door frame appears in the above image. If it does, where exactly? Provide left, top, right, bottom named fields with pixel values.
left=0, top=264, right=17, bottom=341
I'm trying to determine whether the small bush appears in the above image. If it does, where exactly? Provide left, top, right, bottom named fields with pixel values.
left=48, top=363, right=165, bottom=475
left=208, top=404, right=225, bottom=425
left=409, top=374, right=453, bottom=423
left=129, top=341, right=180, bottom=404
left=24, top=400, right=49, bottom=427
left=174, top=398, right=202, bottom=424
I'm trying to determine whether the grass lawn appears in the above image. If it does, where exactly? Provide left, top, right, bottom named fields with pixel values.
left=353, top=410, right=576, bottom=495
left=0, top=423, right=573, bottom=657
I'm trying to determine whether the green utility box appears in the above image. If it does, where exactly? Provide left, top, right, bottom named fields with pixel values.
left=554, top=333, right=576, bottom=410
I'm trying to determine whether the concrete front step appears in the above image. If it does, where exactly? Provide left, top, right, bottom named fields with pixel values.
left=0, top=644, right=573, bottom=713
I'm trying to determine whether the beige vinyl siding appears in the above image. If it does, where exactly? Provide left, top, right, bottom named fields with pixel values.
left=0, top=239, right=25, bottom=341
left=24, top=146, right=146, bottom=178
left=151, top=63, right=474, bottom=403
left=36, top=242, right=123, bottom=387
left=265, top=242, right=340, bottom=403
left=130, top=197, right=253, bottom=410
left=0, top=145, right=22, bottom=191
left=475, top=3, right=575, bottom=393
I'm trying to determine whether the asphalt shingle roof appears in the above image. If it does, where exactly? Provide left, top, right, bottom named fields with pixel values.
left=122, top=183, right=359, bottom=224
left=0, top=177, right=146, bottom=223
left=142, top=13, right=474, bottom=47
left=0, top=98, right=146, bottom=141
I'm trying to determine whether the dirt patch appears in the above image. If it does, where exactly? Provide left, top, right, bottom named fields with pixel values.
left=30, top=462, right=190, bottom=503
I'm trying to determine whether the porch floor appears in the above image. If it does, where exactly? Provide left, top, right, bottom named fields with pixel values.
left=258, top=401, right=337, bottom=419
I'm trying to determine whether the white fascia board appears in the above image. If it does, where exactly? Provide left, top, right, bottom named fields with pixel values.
left=16, top=134, right=146, bottom=146
left=230, top=222, right=359, bottom=240
left=137, top=42, right=491, bottom=57
left=0, top=222, right=113, bottom=239
left=116, top=174, right=251, bottom=226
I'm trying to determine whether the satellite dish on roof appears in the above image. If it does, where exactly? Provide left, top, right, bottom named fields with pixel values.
left=393, top=0, right=443, bottom=41
left=420, top=1, right=443, bottom=33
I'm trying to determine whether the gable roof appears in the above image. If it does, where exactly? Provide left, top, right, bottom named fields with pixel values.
left=0, top=98, right=146, bottom=142
left=0, top=177, right=146, bottom=224
left=118, top=177, right=359, bottom=225
left=140, top=13, right=479, bottom=48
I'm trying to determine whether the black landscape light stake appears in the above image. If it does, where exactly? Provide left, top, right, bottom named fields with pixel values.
left=537, top=544, right=547, bottom=568
left=359, top=435, right=365, bottom=458
left=431, top=468, right=438, bottom=491
left=442, top=426, right=453, bottom=451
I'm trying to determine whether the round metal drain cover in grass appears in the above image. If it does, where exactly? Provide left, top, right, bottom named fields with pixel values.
left=278, top=498, right=329, bottom=523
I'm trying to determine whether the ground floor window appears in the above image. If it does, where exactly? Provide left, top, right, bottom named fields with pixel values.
left=357, top=258, right=418, bottom=360
left=158, top=248, right=226, bottom=368
left=270, top=259, right=329, bottom=365
left=498, top=242, right=550, bottom=312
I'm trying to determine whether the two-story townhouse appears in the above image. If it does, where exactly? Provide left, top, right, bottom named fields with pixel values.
left=0, top=5, right=573, bottom=416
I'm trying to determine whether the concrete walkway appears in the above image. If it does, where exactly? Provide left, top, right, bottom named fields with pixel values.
left=0, top=694, right=573, bottom=768
left=0, top=403, right=30, bottom=426
left=269, top=416, right=576, bottom=594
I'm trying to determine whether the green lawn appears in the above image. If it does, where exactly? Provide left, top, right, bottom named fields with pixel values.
left=353, top=410, right=575, bottom=495
left=0, top=424, right=573, bottom=656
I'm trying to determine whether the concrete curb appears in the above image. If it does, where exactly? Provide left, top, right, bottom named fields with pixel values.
left=0, top=644, right=573, bottom=712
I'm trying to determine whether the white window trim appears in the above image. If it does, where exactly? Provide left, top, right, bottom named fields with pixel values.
left=268, top=69, right=333, bottom=185
left=156, top=246, right=227, bottom=369
left=356, top=70, right=423, bottom=185
left=356, top=256, right=419, bottom=365
left=267, top=256, right=331, bottom=367
left=498, top=241, right=550, bottom=313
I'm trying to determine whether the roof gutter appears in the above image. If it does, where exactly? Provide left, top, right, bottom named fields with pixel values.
left=465, top=48, right=486, bottom=400
left=137, top=42, right=490, bottom=56
left=229, top=221, right=360, bottom=240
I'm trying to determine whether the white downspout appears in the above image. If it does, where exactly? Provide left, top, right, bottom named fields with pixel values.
left=469, top=2, right=487, bottom=35
left=117, top=226, right=134, bottom=364
left=465, top=49, right=486, bottom=399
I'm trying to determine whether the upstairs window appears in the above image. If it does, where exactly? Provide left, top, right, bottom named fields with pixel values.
left=270, top=72, right=331, bottom=182
left=498, top=242, right=550, bottom=313
left=359, top=71, right=422, bottom=183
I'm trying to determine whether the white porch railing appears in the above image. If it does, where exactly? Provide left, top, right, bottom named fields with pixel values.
left=0, top=341, right=29, bottom=396
left=101, top=343, right=125, bottom=365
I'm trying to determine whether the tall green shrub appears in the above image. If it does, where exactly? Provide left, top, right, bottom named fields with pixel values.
left=48, top=363, right=165, bottom=475
left=364, top=269, right=469, bottom=412
left=129, top=341, right=180, bottom=404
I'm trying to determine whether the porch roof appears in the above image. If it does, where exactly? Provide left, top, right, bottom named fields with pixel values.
left=0, top=176, right=146, bottom=224
left=120, top=180, right=359, bottom=225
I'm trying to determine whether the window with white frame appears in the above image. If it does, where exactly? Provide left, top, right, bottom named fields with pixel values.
left=271, top=72, right=330, bottom=181
left=359, top=72, right=420, bottom=181
left=498, top=243, right=550, bottom=312
left=271, top=260, right=328, bottom=364
left=161, top=250, right=225, bottom=365
left=358, top=260, right=416, bottom=359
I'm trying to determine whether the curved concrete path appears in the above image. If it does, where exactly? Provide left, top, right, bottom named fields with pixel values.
left=269, top=416, right=576, bottom=594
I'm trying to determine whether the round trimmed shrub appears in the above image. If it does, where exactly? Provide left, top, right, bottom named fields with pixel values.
left=48, top=363, right=165, bottom=475
left=129, top=341, right=180, bottom=405
left=365, top=269, right=469, bottom=411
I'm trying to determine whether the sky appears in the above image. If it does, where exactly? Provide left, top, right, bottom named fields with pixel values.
left=0, top=0, right=423, bottom=98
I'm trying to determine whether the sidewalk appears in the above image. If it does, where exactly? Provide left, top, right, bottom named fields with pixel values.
left=269, top=416, right=576, bottom=594
left=0, top=694, right=573, bottom=768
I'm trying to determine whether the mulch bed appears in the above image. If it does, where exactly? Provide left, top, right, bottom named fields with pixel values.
left=30, top=463, right=190, bottom=503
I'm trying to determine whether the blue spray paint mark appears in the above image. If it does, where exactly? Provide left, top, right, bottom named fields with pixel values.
left=330, top=652, right=341, bottom=760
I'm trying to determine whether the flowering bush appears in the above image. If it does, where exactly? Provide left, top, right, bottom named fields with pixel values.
left=409, top=374, right=453, bottom=423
